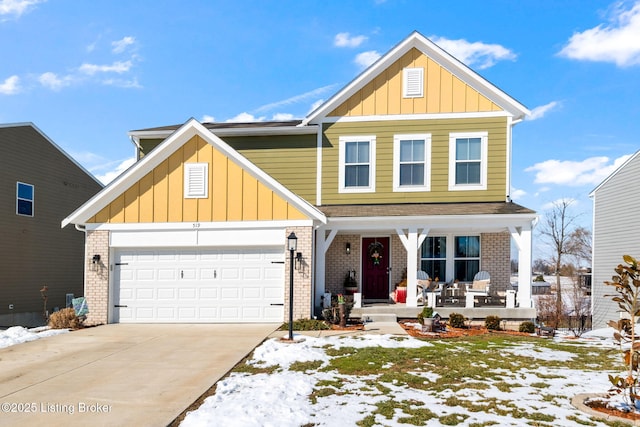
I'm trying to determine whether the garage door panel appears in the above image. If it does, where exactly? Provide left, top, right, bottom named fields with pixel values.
left=114, top=247, right=284, bottom=323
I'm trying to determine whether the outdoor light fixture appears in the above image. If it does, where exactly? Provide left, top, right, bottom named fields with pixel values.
left=345, top=242, right=351, bottom=255
left=295, top=252, right=302, bottom=270
left=287, top=232, right=297, bottom=341
left=92, top=254, right=101, bottom=264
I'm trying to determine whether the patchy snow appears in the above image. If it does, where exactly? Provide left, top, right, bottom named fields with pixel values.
left=0, top=326, right=69, bottom=349
left=180, top=329, right=627, bottom=427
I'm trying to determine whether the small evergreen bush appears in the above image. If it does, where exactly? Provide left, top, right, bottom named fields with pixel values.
left=448, top=312, right=466, bottom=328
left=519, top=321, right=535, bottom=333
left=485, top=315, right=502, bottom=330
left=48, top=307, right=83, bottom=329
left=416, top=306, right=434, bottom=325
left=279, top=319, right=331, bottom=331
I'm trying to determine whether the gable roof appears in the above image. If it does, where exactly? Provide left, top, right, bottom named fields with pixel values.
left=589, top=150, right=640, bottom=197
left=302, top=31, right=530, bottom=125
left=0, top=122, right=102, bottom=187
left=62, top=118, right=326, bottom=227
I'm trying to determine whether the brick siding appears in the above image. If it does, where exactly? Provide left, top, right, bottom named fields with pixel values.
left=84, top=230, right=110, bottom=325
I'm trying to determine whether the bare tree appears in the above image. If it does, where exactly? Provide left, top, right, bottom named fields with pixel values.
left=567, top=226, right=592, bottom=267
left=537, top=199, right=580, bottom=327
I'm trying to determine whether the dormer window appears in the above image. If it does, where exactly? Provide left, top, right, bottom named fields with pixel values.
left=184, top=163, right=208, bottom=198
left=403, top=67, right=424, bottom=98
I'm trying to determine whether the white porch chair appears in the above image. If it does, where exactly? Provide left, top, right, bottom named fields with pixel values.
left=465, top=271, right=491, bottom=308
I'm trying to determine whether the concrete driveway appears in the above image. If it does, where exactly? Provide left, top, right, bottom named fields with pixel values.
left=0, top=323, right=277, bottom=426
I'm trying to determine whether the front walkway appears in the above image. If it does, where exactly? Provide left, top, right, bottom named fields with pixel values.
left=0, top=324, right=277, bottom=427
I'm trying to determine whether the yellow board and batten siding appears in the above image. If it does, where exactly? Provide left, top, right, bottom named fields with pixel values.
left=322, top=47, right=508, bottom=205
left=88, top=135, right=307, bottom=223
left=329, top=48, right=502, bottom=117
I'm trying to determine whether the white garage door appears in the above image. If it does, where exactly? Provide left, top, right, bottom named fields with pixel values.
left=112, top=247, right=285, bottom=323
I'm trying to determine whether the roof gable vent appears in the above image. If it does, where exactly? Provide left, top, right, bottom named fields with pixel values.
left=403, top=67, right=424, bottom=98
left=184, top=163, right=208, bottom=198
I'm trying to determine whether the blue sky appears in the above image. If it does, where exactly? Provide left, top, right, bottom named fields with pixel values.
left=1, top=0, right=639, bottom=257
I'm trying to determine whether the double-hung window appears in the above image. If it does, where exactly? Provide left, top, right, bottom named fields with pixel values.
left=448, top=132, right=488, bottom=191
left=339, top=136, right=376, bottom=193
left=454, top=236, right=480, bottom=282
left=393, top=134, right=430, bottom=191
left=16, top=182, right=34, bottom=217
left=420, top=236, right=446, bottom=280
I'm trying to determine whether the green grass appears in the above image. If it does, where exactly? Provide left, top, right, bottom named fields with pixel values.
left=231, top=333, right=622, bottom=426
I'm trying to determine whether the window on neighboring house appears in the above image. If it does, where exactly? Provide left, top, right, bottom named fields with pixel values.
left=449, top=132, right=488, bottom=191
left=16, top=182, right=34, bottom=217
left=454, top=236, right=480, bottom=282
left=393, top=134, right=430, bottom=191
left=339, top=136, right=376, bottom=193
left=184, top=163, right=209, bottom=198
left=420, top=236, right=446, bottom=279
left=403, top=67, right=424, bottom=98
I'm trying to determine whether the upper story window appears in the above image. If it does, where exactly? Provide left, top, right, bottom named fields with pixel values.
left=339, top=136, right=376, bottom=193
left=16, top=182, right=34, bottom=217
left=448, top=132, right=488, bottom=191
left=184, top=163, right=209, bottom=198
left=393, top=134, right=431, bottom=192
left=403, top=67, right=424, bottom=98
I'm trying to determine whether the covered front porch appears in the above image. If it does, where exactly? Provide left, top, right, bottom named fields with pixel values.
left=313, top=203, right=538, bottom=320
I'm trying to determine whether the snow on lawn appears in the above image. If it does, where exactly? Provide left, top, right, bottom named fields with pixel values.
left=0, top=326, right=69, bottom=349
left=180, top=330, right=626, bottom=427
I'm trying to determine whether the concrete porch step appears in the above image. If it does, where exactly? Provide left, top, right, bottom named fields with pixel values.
left=360, top=313, right=398, bottom=323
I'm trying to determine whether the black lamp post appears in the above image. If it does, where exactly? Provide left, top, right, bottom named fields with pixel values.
left=287, top=232, right=298, bottom=341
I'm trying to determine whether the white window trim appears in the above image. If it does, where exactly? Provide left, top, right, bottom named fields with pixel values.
left=448, top=131, right=488, bottom=191
left=403, top=67, right=424, bottom=98
left=338, top=135, right=376, bottom=193
left=16, top=181, right=34, bottom=217
left=184, top=163, right=209, bottom=198
left=420, top=234, right=481, bottom=282
left=393, top=133, right=431, bottom=192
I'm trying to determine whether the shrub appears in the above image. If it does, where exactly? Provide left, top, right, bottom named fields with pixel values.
left=485, top=315, right=502, bottom=330
left=519, top=321, right=535, bottom=333
left=448, top=312, right=466, bottom=328
left=416, top=306, right=434, bottom=325
left=279, top=319, right=331, bottom=331
left=48, top=307, right=83, bottom=329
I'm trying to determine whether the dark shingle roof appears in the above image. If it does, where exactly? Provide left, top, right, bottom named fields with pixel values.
left=317, top=202, right=535, bottom=218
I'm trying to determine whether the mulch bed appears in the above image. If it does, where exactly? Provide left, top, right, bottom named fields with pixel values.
left=398, top=320, right=537, bottom=339
left=585, top=398, right=640, bottom=422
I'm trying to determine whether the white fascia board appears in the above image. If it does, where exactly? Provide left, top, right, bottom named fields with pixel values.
left=63, top=118, right=326, bottom=227
left=324, top=213, right=538, bottom=231
left=303, top=31, right=529, bottom=125
left=86, top=219, right=314, bottom=231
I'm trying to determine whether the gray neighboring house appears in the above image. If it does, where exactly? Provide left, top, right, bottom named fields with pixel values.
left=590, top=150, right=640, bottom=329
left=0, top=123, right=103, bottom=326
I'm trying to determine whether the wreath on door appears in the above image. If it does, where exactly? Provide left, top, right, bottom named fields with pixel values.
left=367, top=241, right=384, bottom=266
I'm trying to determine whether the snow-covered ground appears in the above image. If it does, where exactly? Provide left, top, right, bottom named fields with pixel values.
left=0, top=325, right=69, bottom=349
left=181, top=329, right=625, bottom=427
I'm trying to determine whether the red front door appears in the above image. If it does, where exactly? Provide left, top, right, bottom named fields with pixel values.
left=362, top=237, right=390, bottom=300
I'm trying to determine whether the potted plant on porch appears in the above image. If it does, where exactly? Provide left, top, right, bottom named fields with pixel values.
left=343, top=270, right=358, bottom=295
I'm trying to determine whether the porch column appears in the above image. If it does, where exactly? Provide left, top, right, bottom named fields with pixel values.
left=509, top=225, right=533, bottom=308
left=314, top=228, right=337, bottom=306
left=396, top=227, right=426, bottom=308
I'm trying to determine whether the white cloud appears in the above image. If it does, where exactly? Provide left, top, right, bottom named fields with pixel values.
left=0, top=75, right=20, bottom=94
left=225, top=112, right=265, bottom=123
left=271, top=113, right=295, bottom=121
left=201, top=115, right=216, bottom=123
left=254, top=84, right=338, bottom=114
left=541, top=197, right=578, bottom=211
left=308, top=99, right=325, bottom=114
left=93, top=157, right=136, bottom=185
left=112, top=36, right=136, bottom=54
left=334, top=32, right=368, bottom=48
left=430, top=36, right=517, bottom=69
left=79, top=60, right=132, bottom=75
left=38, top=72, right=73, bottom=91
left=526, top=101, right=560, bottom=121
left=101, top=77, right=141, bottom=88
left=558, top=1, right=640, bottom=67
left=525, top=154, right=632, bottom=187
left=0, top=0, right=45, bottom=18
left=510, top=188, right=527, bottom=201
left=354, top=50, right=381, bottom=69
